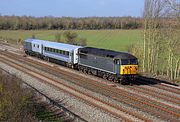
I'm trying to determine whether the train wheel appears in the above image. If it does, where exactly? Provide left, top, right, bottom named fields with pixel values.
left=79, top=68, right=83, bottom=72
left=83, top=69, right=87, bottom=74
left=108, top=76, right=113, bottom=81
left=113, top=77, right=119, bottom=83
left=87, top=70, right=91, bottom=75
left=103, top=74, right=108, bottom=79
left=44, top=57, right=49, bottom=62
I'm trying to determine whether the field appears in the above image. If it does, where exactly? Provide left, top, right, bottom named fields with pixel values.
left=0, top=30, right=142, bottom=51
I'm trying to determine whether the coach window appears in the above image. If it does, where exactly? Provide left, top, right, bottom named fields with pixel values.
left=37, top=45, right=39, bottom=48
left=65, top=51, right=68, bottom=56
left=55, top=49, right=58, bottom=53
left=64, top=51, right=67, bottom=56
left=33, top=44, right=35, bottom=47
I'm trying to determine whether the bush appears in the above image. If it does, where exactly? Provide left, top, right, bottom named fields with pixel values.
left=0, top=71, right=36, bottom=122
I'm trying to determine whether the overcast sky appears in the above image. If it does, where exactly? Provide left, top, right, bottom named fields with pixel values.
left=0, top=0, right=144, bottom=17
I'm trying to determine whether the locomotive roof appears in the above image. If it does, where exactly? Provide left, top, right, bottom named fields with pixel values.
left=25, top=39, right=82, bottom=51
left=79, top=47, right=137, bottom=60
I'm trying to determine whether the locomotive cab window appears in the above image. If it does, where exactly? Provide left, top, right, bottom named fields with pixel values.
left=121, top=59, right=129, bottom=65
left=121, top=59, right=138, bottom=65
left=130, top=59, right=138, bottom=65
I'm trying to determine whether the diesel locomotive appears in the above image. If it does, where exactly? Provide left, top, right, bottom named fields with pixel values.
left=24, top=39, right=138, bottom=84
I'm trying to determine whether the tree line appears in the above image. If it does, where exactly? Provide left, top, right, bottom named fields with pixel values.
left=0, top=16, right=143, bottom=30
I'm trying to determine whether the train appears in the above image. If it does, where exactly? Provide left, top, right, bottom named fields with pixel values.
left=23, top=38, right=138, bottom=84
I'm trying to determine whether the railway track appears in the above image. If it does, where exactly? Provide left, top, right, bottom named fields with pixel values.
left=137, top=76, right=180, bottom=95
left=0, top=54, right=148, bottom=122
left=126, top=84, right=180, bottom=105
left=0, top=50, right=179, bottom=121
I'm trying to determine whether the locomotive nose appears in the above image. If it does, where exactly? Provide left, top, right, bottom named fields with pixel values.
left=121, top=65, right=138, bottom=75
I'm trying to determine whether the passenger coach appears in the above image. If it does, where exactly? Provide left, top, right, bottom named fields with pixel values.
left=24, top=39, right=81, bottom=68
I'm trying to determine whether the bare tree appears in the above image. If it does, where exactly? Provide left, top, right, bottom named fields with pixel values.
left=165, top=0, right=180, bottom=11
left=142, top=0, right=179, bottom=81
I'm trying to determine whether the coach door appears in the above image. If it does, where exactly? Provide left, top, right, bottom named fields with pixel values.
left=114, top=59, right=120, bottom=74
left=70, top=52, right=73, bottom=63
left=41, top=45, right=43, bottom=54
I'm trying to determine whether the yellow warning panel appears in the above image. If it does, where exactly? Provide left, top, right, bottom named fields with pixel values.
left=120, top=65, right=138, bottom=75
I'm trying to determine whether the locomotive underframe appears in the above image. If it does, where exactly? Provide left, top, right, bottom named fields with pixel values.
left=77, top=64, right=136, bottom=84
left=25, top=49, right=74, bottom=68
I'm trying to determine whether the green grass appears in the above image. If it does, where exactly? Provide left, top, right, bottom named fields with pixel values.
left=0, top=30, right=143, bottom=51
